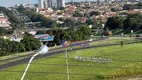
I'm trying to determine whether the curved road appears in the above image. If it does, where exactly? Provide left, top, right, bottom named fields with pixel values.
left=0, top=37, right=138, bottom=70
left=0, top=37, right=107, bottom=63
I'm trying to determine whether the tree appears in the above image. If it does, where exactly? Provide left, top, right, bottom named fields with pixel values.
left=21, top=35, right=41, bottom=51
left=64, top=18, right=75, bottom=28
left=24, top=31, right=34, bottom=37
left=0, top=28, right=6, bottom=34
left=123, top=13, right=142, bottom=31
left=17, top=4, right=26, bottom=13
left=0, top=7, right=25, bottom=30
left=59, top=7, right=65, bottom=10
left=26, top=11, right=53, bottom=28
left=54, top=33, right=62, bottom=45
left=79, top=26, right=91, bottom=40
left=0, top=39, right=12, bottom=56
left=123, top=3, right=142, bottom=10
left=90, top=11, right=100, bottom=16
left=36, top=30, right=46, bottom=34
left=73, top=11, right=84, bottom=17
left=123, top=17, right=137, bottom=31
left=110, top=8, right=117, bottom=12
left=6, top=41, right=25, bottom=53
left=51, top=21, right=57, bottom=29
left=105, top=16, right=125, bottom=30
left=66, top=29, right=79, bottom=41
left=123, top=4, right=134, bottom=10
left=120, top=41, right=124, bottom=47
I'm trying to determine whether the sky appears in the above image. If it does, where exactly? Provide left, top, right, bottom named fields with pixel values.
left=0, top=0, right=99, bottom=7
left=0, top=0, right=38, bottom=7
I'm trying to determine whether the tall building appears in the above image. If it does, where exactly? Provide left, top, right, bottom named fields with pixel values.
left=57, top=0, right=65, bottom=8
left=51, top=0, right=65, bottom=9
left=97, top=0, right=100, bottom=4
left=45, top=0, right=52, bottom=8
left=38, top=0, right=46, bottom=9
left=38, top=0, right=65, bottom=9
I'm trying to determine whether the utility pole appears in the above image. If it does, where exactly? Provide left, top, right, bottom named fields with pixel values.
left=20, top=45, right=49, bottom=80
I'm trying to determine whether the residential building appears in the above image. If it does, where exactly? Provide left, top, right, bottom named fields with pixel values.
left=0, top=13, right=11, bottom=29
left=38, top=0, right=65, bottom=9
left=50, top=0, right=65, bottom=9
left=38, top=0, right=46, bottom=9
left=45, top=0, right=52, bottom=8
left=22, top=4, right=37, bottom=9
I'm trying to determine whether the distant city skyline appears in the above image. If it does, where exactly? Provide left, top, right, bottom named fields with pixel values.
left=0, top=0, right=102, bottom=7
left=38, top=0, right=65, bottom=9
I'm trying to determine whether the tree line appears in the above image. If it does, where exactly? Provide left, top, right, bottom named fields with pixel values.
left=0, top=26, right=91, bottom=56
left=37, top=26, right=91, bottom=46
left=0, top=33, right=41, bottom=56
left=0, top=7, right=25, bottom=31
left=123, top=3, right=142, bottom=10
left=105, top=13, right=142, bottom=32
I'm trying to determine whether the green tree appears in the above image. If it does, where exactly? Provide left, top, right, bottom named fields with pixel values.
left=64, top=18, right=75, bottom=28
left=0, top=38, right=10, bottom=56
left=36, top=30, right=46, bottom=34
left=46, top=30, right=53, bottom=36
left=51, top=21, right=57, bottom=29
left=66, top=29, right=79, bottom=41
left=90, top=11, right=100, bottom=16
left=79, top=26, right=91, bottom=40
left=21, top=35, right=41, bottom=51
left=17, top=4, right=26, bottom=13
left=54, top=33, right=62, bottom=45
left=0, top=28, right=6, bottom=34
left=120, top=41, right=124, bottom=47
left=73, top=11, right=84, bottom=17
left=105, top=16, right=125, bottom=30
left=110, top=8, right=117, bottom=12
left=0, top=7, right=25, bottom=30
left=123, top=17, right=137, bottom=31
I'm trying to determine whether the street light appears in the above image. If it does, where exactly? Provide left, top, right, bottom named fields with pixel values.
left=131, top=30, right=133, bottom=37
left=20, top=45, right=49, bottom=80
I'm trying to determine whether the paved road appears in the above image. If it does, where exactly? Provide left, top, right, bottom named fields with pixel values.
left=0, top=37, right=107, bottom=63
left=1, top=37, right=139, bottom=70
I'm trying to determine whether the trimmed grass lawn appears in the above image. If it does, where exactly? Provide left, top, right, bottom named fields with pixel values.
left=0, top=43, right=142, bottom=80
left=90, top=38, right=136, bottom=46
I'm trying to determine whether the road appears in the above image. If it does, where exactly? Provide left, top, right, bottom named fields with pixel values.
left=0, top=37, right=139, bottom=70
left=0, top=37, right=107, bottom=70
left=0, top=37, right=107, bottom=63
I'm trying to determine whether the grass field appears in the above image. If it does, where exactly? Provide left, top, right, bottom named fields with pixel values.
left=0, top=43, right=142, bottom=80
left=90, top=38, right=136, bottom=46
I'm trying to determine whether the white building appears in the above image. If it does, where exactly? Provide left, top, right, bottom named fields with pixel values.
left=45, top=0, right=52, bottom=8
left=38, top=0, right=46, bottom=9
left=56, top=0, right=65, bottom=8
left=0, top=13, right=11, bottom=29
left=45, top=0, right=65, bottom=9
left=38, top=0, right=65, bottom=9
left=22, top=4, right=36, bottom=9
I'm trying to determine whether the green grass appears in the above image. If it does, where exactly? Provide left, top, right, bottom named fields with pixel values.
left=0, top=43, right=142, bottom=80
left=0, top=51, right=35, bottom=60
left=90, top=38, right=136, bottom=46
left=0, top=45, right=62, bottom=61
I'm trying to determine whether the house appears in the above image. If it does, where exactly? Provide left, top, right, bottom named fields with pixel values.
left=0, top=13, right=12, bottom=29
